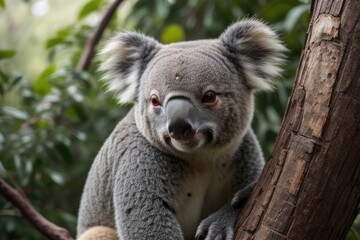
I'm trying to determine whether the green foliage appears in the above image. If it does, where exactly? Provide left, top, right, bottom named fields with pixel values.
left=0, top=1, right=126, bottom=238
left=0, top=50, right=16, bottom=60
left=161, top=24, right=186, bottom=43
left=33, top=65, right=57, bottom=95
left=0, top=0, right=5, bottom=9
left=0, top=0, right=358, bottom=239
left=349, top=214, right=360, bottom=240
left=78, top=0, right=104, bottom=20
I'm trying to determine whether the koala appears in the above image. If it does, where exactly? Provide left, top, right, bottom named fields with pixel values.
left=77, top=19, right=286, bottom=240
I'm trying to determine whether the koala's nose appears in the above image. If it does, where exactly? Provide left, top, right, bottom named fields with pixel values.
left=166, top=97, right=197, bottom=140
left=168, top=119, right=196, bottom=140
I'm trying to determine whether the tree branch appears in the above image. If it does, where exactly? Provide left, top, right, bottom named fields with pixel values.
left=77, top=0, right=124, bottom=71
left=0, top=177, right=73, bottom=240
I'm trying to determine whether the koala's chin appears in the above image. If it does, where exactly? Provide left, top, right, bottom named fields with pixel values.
left=165, top=129, right=214, bottom=153
left=168, top=135, right=202, bottom=153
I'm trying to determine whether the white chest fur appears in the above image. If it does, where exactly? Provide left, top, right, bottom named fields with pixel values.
left=175, top=159, right=235, bottom=240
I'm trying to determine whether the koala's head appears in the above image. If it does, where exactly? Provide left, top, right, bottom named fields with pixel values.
left=99, top=19, right=286, bottom=158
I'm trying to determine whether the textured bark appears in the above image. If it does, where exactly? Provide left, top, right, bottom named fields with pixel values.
left=235, top=0, right=360, bottom=239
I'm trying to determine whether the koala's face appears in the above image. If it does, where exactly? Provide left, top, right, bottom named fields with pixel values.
left=137, top=42, right=253, bottom=154
left=99, top=19, right=286, bottom=157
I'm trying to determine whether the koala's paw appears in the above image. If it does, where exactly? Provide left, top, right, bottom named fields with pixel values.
left=195, top=205, right=239, bottom=240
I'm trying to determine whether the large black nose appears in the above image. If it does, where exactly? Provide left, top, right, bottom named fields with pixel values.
left=166, top=97, right=197, bottom=140
left=168, top=118, right=196, bottom=140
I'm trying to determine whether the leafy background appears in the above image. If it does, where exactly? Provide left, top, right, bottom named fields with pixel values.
left=0, top=0, right=359, bottom=239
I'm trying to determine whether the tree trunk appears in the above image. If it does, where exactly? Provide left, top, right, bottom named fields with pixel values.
left=235, top=0, right=360, bottom=239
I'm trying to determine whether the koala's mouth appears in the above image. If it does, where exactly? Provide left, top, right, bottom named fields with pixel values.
left=164, top=129, right=214, bottom=153
left=164, top=135, right=198, bottom=150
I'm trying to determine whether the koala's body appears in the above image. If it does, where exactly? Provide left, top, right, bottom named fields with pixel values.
left=77, top=19, right=286, bottom=240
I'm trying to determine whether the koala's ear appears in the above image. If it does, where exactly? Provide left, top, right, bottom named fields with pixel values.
left=220, top=19, right=287, bottom=91
left=99, top=32, right=161, bottom=103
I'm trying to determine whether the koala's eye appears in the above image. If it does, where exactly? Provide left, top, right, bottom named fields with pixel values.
left=150, top=95, right=161, bottom=107
left=202, top=91, right=217, bottom=104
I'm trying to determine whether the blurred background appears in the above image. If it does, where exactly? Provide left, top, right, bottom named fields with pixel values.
left=0, top=0, right=358, bottom=239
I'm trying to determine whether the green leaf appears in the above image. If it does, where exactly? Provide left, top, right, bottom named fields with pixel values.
left=260, top=2, right=295, bottom=23
left=46, top=38, right=64, bottom=49
left=78, top=0, right=103, bottom=20
left=0, top=161, right=6, bottom=178
left=0, top=131, right=4, bottom=144
left=33, top=65, right=56, bottom=95
left=45, top=169, right=65, bottom=185
left=46, top=37, right=73, bottom=49
left=0, top=69, right=8, bottom=82
left=203, top=1, right=215, bottom=29
left=25, top=160, right=33, bottom=176
left=0, top=69, right=8, bottom=95
left=14, top=154, right=24, bottom=180
left=160, top=24, right=185, bottom=44
left=155, top=0, right=169, bottom=19
left=284, top=4, right=310, bottom=32
left=8, top=75, right=23, bottom=91
left=73, top=104, right=88, bottom=122
left=0, top=50, right=16, bottom=60
left=0, top=0, right=6, bottom=9
left=54, top=141, right=74, bottom=165
left=3, top=106, right=29, bottom=120
left=46, top=27, right=72, bottom=49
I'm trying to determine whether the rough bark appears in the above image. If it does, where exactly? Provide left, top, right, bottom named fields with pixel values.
left=235, top=0, right=360, bottom=239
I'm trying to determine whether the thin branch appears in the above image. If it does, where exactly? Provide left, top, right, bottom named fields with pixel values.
left=5, top=170, right=27, bottom=198
left=77, top=0, right=124, bottom=71
left=0, top=177, right=73, bottom=240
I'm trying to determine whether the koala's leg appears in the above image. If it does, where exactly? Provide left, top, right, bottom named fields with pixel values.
left=77, top=226, right=118, bottom=240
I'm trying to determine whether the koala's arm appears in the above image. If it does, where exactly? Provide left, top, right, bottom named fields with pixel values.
left=113, top=139, right=183, bottom=240
left=77, top=112, right=184, bottom=240
left=196, top=128, right=264, bottom=240
left=77, top=133, right=117, bottom=237
left=111, top=114, right=184, bottom=240
left=113, top=170, right=184, bottom=240
left=233, top=127, right=265, bottom=195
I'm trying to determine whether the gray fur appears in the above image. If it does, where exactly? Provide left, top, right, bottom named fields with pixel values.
left=78, top=19, right=286, bottom=240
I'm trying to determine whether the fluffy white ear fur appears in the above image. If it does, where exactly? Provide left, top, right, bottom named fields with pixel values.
left=220, top=19, right=287, bottom=91
left=99, top=32, right=161, bottom=103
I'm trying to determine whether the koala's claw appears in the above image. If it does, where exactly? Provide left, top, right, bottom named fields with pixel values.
left=195, top=183, right=256, bottom=240
left=195, top=223, right=234, bottom=240
left=195, top=205, right=238, bottom=240
left=195, top=233, right=206, bottom=240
